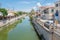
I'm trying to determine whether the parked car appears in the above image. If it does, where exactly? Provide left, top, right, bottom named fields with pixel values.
left=44, top=21, right=53, bottom=29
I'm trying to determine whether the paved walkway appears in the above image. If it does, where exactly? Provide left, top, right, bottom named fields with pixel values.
left=36, top=18, right=60, bottom=36
left=54, top=24, right=60, bottom=36
left=0, top=15, right=26, bottom=27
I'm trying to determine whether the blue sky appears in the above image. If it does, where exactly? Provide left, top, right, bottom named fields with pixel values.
left=0, top=0, right=57, bottom=12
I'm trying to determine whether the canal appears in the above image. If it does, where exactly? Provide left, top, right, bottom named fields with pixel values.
left=0, top=16, right=39, bottom=40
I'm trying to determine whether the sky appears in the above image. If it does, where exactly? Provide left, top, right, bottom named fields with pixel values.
left=0, top=0, right=57, bottom=12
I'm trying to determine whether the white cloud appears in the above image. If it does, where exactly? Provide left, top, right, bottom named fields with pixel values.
left=20, top=1, right=30, bottom=4
left=33, top=6, right=37, bottom=11
left=37, top=2, right=42, bottom=7
left=46, top=3, right=55, bottom=6
left=33, top=6, right=36, bottom=9
left=46, top=3, right=51, bottom=5
left=18, top=1, right=37, bottom=4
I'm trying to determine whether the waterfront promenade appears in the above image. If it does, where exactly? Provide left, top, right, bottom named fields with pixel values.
left=37, top=18, right=60, bottom=37
left=0, top=14, right=26, bottom=27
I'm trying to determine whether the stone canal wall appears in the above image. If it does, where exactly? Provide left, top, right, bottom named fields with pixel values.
left=32, top=19, right=60, bottom=40
left=0, top=15, right=26, bottom=31
left=32, top=20, right=52, bottom=40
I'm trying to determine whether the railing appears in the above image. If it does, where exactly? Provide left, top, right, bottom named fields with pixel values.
left=36, top=18, right=50, bottom=32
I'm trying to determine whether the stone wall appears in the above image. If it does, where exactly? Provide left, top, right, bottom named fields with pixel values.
left=32, top=19, right=60, bottom=40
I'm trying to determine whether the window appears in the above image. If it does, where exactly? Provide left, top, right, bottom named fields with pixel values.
left=44, top=8, right=49, bottom=14
left=56, top=4, right=58, bottom=7
left=51, top=9, right=54, bottom=12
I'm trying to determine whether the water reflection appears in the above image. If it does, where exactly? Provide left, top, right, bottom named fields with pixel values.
left=0, top=16, right=39, bottom=40
left=0, top=19, right=23, bottom=40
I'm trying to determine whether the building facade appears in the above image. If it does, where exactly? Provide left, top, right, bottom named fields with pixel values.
left=38, top=6, right=55, bottom=20
left=7, top=9, right=15, bottom=17
left=45, top=6, right=55, bottom=20
left=55, top=1, right=60, bottom=22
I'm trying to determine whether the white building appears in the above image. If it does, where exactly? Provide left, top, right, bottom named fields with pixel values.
left=45, top=6, right=55, bottom=20
left=7, top=10, right=15, bottom=17
left=55, top=0, right=60, bottom=22
left=38, top=6, right=55, bottom=20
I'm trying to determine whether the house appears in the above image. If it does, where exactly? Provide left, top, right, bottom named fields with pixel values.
left=36, top=6, right=46, bottom=19
left=55, top=0, right=60, bottom=23
left=38, top=6, right=55, bottom=20
left=7, top=9, right=15, bottom=18
left=44, top=6, right=55, bottom=20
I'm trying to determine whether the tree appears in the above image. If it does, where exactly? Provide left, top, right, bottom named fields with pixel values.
left=0, top=8, right=8, bottom=17
left=14, top=12, right=19, bottom=17
left=17, top=11, right=22, bottom=15
left=30, top=9, right=35, bottom=16
left=30, top=9, right=35, bottom=15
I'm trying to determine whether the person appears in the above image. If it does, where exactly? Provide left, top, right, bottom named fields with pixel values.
left=55, top=10, right=59, bottom=28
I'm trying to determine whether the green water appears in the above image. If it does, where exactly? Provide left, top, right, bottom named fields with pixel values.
left=0, top=16, right=39, bottom=40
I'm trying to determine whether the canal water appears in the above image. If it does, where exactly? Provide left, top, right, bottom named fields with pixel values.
left=0, top=16, right=39, bottom=40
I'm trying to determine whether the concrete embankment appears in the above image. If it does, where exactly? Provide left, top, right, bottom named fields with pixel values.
left=0, top=15, right=26, bottom=31
left=31, top=18, right=60, bottom=40
left=31, top=19, right=53, bottom=40
left=31, top=20, right=46, bottom=40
